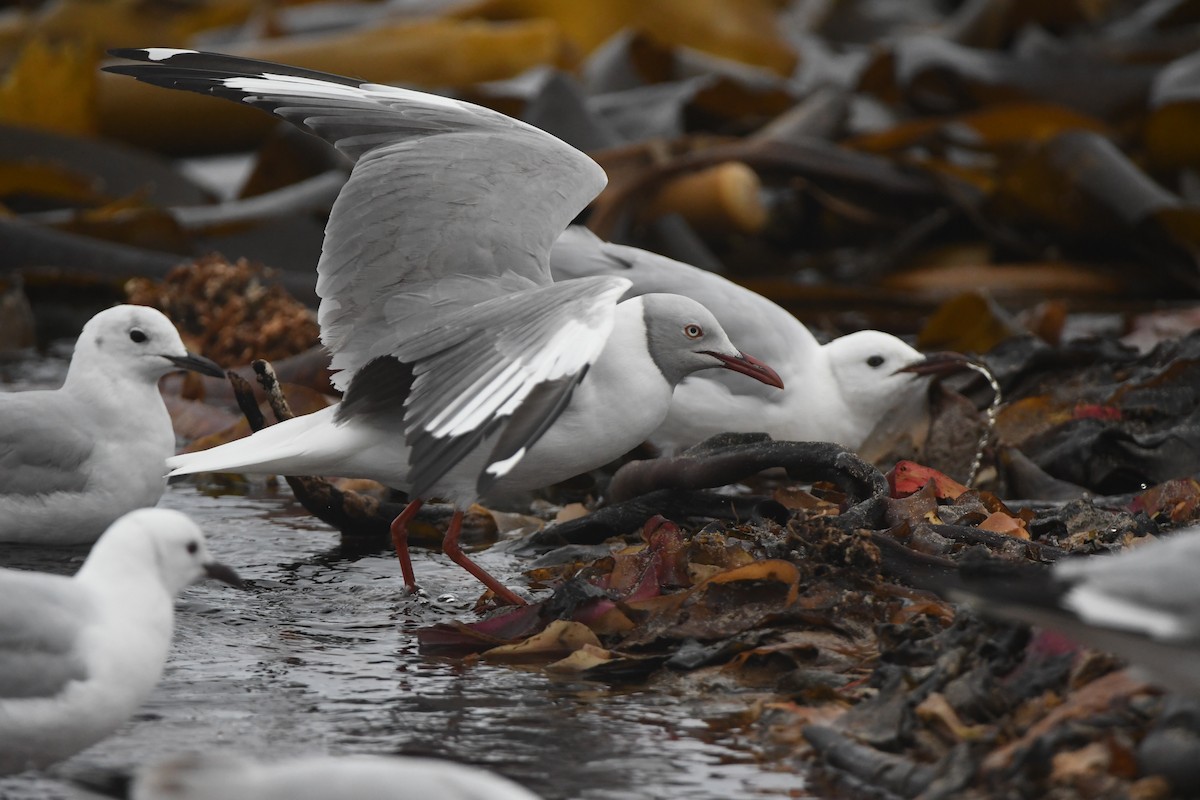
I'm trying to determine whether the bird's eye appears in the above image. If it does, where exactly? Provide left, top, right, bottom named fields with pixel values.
left=186, top=541, right=199, bottom=554
left=129, top=329, right=148, bottom=344
left=683, top=324, right=704, bottom=339
left=867, top=355, right=885, bottom=368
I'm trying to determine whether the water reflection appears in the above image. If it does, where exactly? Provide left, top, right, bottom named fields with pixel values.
left=0, top=485, right=804, bottom=799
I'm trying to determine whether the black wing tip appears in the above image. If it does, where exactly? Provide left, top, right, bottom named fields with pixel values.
left=103, top=47, right=367, bottom=88
left=107, top=47, right=180, bottom=59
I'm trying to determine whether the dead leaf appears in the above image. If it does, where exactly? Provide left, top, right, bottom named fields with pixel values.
left=887, top=460, right=970, bottom=500
left=915, top=291, right=1027, bottom=353
left=1050, top=741, right=1111, bottom=784
left=916, top=692, right=990, bottom=741
left=1130, top=478, right=1200, bottom=523
left=555, top=502, right=591, bottom=523
left=545, top=642, right=616, bottom=673
left=454, top=0, right=795, bottom=73
left=977, top=511, right=1031, bottom=539
left=982, top=670, right=1155, bottom=775
left=483, top=619, right=601, bottom=662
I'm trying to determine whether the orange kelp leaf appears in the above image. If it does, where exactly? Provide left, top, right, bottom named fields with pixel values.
left=48, top=198, right=190, bottom=254
left=545, top=642, right=616, bottom=673
left=950, top=102, right=1112, bottom=147
left=701, top=559, right=800, bottom=595
left=455, top=0, right=795, bottom=74
left=452, top=0, right=636, bottom=58
left=916, top=693, right=989, bottom=741
left=1049, top=742, right=1113, bottom=785
left=994, top=396, right=1075, bottom=448
left=1152, top=206, right=1200, bottom=253
left=0, top=160, right=106, bottom=206
left=1145, top=52, right=1200, bottom=171
left=982, top=670, right=1154, bottom=775
left=993, top=130, right=1177, bottom=235
left=846, top=102, right=1111, bottom=154
left=482, top=619, right=601, bottom=662
left=636, top=0, right=795, bottom=75
left=915, top=291, right=1025, bottom=353
left=0, top=38, right=97, bottom=135
left=1145, top=103, right=1200, bottom=172
left=643, top=161, right=768, bottom=235
left=27, top=0, right=254, bottom=53
left=888, top=461, right=969, bottom=500
left=1130, top=478, right=1200, bottom=523
left=98, top=18, right=567, bottom=153
left=888, top=261, right=1126, bottom=302
left=977, top=511, right=1030, bottom=539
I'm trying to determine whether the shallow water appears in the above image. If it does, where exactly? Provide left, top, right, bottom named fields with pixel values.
left=0, top=484, right=806, bottom=799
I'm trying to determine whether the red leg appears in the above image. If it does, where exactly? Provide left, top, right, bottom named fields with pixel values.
left=390, top=499, right=424, bottom=594
left=441, top=510, right=527, bottom=606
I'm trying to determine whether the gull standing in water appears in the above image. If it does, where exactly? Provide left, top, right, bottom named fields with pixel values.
left=106, top=49, right=784, bottom=606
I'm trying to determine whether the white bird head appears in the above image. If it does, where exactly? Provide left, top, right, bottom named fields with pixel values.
left=82, top=508, right=242, bottom=596
left=823, top=330, right=930, bottom=424
left=640, top=294, right=784, bottom=389
left=69, top=305, right=223, bottom=384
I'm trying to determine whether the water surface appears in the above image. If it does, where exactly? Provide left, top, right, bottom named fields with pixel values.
left=0, top=485, right=806, bottom=799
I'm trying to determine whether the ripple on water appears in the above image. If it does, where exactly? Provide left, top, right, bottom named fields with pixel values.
left=0, top=484, right=806, bottom=800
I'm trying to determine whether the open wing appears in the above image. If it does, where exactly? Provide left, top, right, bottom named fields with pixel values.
left=105, top=49, right=608, bottom=389
left=337, top=276, right=631, bottom=496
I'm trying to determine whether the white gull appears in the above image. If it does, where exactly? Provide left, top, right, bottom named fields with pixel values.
left=0, top=305, right=223, bottom=544
left=0, top=508, right=242, bottom=774
left=105, top=49, right=784, bottom=606
left=550, top=226, right=944, bottom=460
left=132, top=752, right=540, bottom=800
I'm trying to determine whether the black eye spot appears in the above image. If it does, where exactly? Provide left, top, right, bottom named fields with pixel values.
left=129, top=328, right=148, bottom=344
left=186, top=541, right=199, bottom=555
left=867, top=355, right=885, bottom=368
left=683, top=324, right=704, bottom=339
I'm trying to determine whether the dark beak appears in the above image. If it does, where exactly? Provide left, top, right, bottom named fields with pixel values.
left=166, top=351, right=225, bottom=378
left=704, top=350, right=785, bottom=389
left=204, top=560, right=245, bottom=588
left=894, top=350, right=976, bottom=379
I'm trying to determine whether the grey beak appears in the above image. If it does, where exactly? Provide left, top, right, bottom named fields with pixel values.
left=893, top=350, right=976, bottom=379
left=204, top=561, right=245, bottom=589
left=166, top=351, right=225, bottom=378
